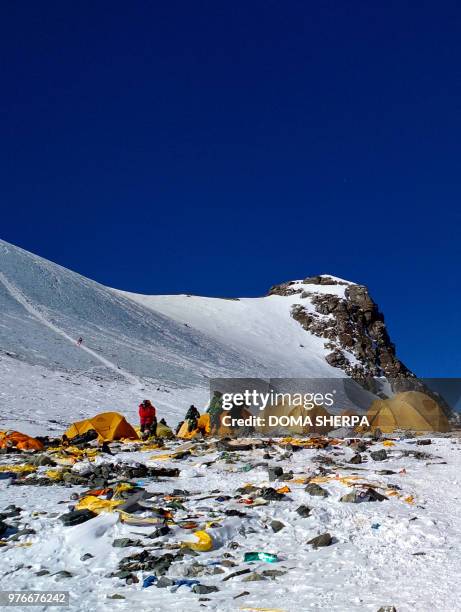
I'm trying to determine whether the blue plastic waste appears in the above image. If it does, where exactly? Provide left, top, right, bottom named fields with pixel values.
left=170, top=579, right=200, bottom=592
left=142, top=575, right=158, bottom=589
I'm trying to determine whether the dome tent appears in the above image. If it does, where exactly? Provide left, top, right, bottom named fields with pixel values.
left=177, top=413, right=211, bottom=439
left=366, top=391, right=450, bottom=433
left=64, top=412, right=138, bottom=442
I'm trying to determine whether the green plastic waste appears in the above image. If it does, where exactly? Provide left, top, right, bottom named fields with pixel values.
left=244, top=552, right=279, bottom=563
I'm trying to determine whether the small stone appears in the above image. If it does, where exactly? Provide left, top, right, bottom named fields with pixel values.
left=242, top=572, right=266, bottom=582
left=416, top=439, right=431, bottom=446
left=32, top=455, right=56, bottom=467
left=81, top=553, right=94, bottom=561
left=305, top=483, right=329, bottom=497
left=35, top=569, right=50, bottom=576
left=59, top=509, right=96, bottom=526
left=371, top=450, right=388, bottom=461
left=192, top=584, right=219, bottom=594
left=112, top=538, right=142, bottom=548
left=348, top=454, right=362, bottom=464
left=307, top=532, right=333, bottom=548
left=270, top=520, right=285, bottom=533
left=296, top=505, right=311, bottom=517
left=148, top=525, right=170, bottom=538
left=260, top=487, right=284, bottom=501
left=53, top=570, right=73, bottom=580
left=261, top=569, right=287, bottom=579
left=156, top=576, right=174, bottom=588
left=107, top=594, right=125, bottom=600
left=268, top=466, right=284, bottom=481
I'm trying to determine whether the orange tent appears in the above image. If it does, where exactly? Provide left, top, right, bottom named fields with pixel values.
left=0, top=431, right=44, bottom=451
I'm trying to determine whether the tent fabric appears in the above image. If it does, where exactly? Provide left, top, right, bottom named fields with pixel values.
left=156, top=422, right=174, bottom=439
left=0, top=431, right=44, bottom=451
left=255, top=403, right=332, bottom=435
left=216, top=407, right=253, bottom=436
left=64, top=412, right=139, bottom=442
left=366, top=391, right=450, bottom=433
left=177, top=408, right=255, bottom=438
left=177, top=414, right=211, bottom=439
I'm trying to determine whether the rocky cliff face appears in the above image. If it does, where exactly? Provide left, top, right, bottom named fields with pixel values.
left=268, top=275, right=413, bottom=383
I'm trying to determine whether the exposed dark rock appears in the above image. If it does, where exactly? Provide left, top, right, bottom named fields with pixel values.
left=59, top=509, right=96, bottom=526
left=259, top=487, right=284, bottom=501
left=112, top=538, right=142, bottom=548
left=242, top=572, right=266, bottom=582
left=307, top=532, right=333, bottom=548
left=270, top=520, right=285, bottom=533
left=267, top=466, right=284, bottom=481
left=262, top=569, right=287, bottom=579
left=371, top=450, right=388, bottom=461
left=305, top=483, right=329, bottom=497
left=296, top=505, right=311, bottom=517
left=156, top=576, right=175, bottom=588
left=192, top=584, right=219, bottom=594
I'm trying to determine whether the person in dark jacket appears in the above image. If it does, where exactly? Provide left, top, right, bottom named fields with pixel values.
left=207, top=391, right=223, bottom=433
left=184, top=405, right=200, bottom=432
left=138, top=399, right=157, bottom=438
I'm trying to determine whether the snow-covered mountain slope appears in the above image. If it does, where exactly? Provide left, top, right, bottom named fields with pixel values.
left=119, top=287, right=353, bottom=378
left=0, top=239, right=412, bottom=433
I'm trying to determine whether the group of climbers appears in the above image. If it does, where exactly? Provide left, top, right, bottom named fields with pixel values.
left=32, top=392, right=251, bottom=450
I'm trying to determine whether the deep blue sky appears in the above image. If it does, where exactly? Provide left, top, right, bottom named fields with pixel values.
left=1, top=1, right=460, bottom=377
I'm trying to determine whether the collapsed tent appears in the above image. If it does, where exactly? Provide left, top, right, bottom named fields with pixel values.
left=64, top=412, right=139, bottom=442
left=0, top=431, right=44, bottom=451
left=255, top=403, right=332, bottom=435
left=366, top=391, right=451, bottom=433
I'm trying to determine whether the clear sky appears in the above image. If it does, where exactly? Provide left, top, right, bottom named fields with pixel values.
left=1, top=1, right=460, bottom=377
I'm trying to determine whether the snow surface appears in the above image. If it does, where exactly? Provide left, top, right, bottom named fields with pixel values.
left=1, top=436, right=460, bottom=611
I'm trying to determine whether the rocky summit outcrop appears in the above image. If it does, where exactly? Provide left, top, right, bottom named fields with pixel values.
left=268, top=275, right=412, bottom=383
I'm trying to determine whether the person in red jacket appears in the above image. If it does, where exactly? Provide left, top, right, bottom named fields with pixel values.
left=138, top=399, right=157, bottom=438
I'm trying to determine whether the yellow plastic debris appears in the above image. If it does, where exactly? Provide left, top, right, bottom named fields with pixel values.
left=382, top=440, right=396, bottom=447
left=0, top=464, right=36, bottom=473
left=404, top=495, right=415, bottom=504
left=76, top=495, right=123, bottom=514
left=45, top=470, right=63, bottom=481
left=186, top=530, right=214, bottom=552
left=114, top=482, right=134, bottom=495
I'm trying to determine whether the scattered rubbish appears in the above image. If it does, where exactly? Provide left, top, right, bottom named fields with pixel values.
left=244, top=552, right=279, bottom=563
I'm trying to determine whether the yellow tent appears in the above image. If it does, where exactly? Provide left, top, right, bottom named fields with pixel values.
left=216, top=406, right=253, bottom=437
left=177, top=413, right=211, bottom=439
left=366, top=391, right=450, bottom=433
left=255, top=403, right=332, bottom=435
left=64, top=412, right=139, bottom=442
